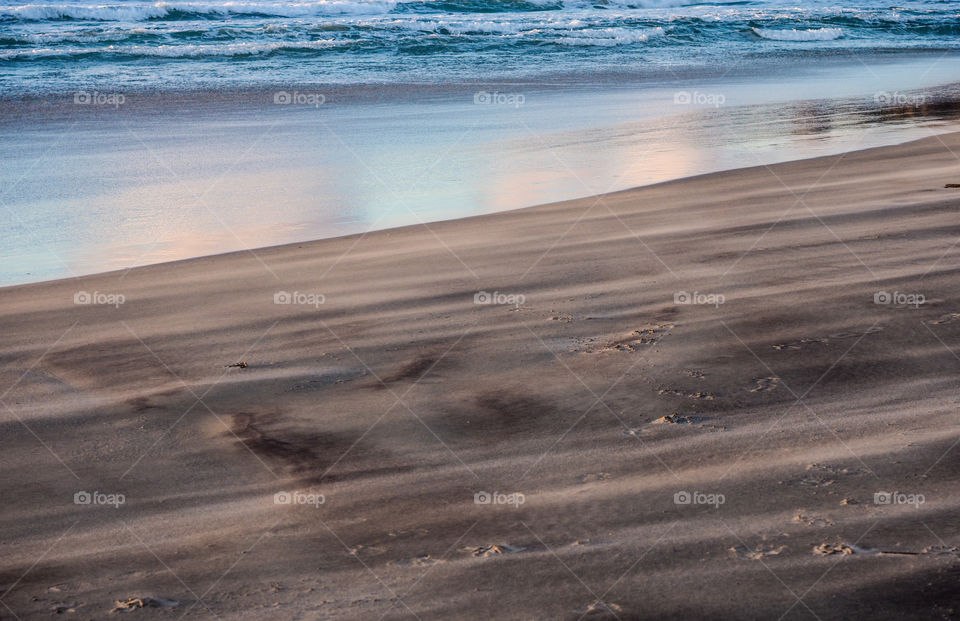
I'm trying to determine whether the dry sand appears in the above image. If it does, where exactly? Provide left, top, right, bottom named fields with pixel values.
left=2, top=131, right=960, bottom=619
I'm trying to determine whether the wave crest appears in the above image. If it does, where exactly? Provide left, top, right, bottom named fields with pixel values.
left=752, top=27, right=844, bottom=41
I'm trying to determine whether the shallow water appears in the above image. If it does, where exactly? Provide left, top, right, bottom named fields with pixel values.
left=2, top=55, right=959, bottom=286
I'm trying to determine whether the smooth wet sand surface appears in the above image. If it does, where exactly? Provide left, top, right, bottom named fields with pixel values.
left=5, top=79, right=960, bottom=287
left=3, top=131, right=960, bottom=619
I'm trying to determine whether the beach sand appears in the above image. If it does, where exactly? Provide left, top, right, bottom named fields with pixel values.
left=2, top=131, right=960, bottom=619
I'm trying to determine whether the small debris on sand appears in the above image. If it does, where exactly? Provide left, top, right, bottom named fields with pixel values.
left=469, top=544, right=525, bottom=557
left=226, top=361, right=248, bottom=368
left=654, top=413, right=693, bottom=424
left=112, top=597, right=179, bottom=612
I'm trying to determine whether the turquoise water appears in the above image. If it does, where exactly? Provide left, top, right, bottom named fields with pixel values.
left=1, top=0, right=959, bottom=92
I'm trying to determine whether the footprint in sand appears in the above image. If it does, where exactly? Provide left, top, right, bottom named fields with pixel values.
left=828, top=327, right=883, bottom=339
left=112, top=597, right=179, bottom=612
left=922, top=545, right=960, bottom=556
left=773, top=327, right=882, bottom=350
left=649, top=413, right=725, bottom=431
left=784, top=477, right=836, bottom=488
left=387, top=527, right=429, bottom=538
left=928, top=313, right=960, bottom=325
left=631, top=324, right=673, bottom=346
left=653, top=413, right=704, bottom=425
left=390, top=555, right=444, bottom=568
left=597, top=324, right=674, bottom=352
left=730, top=536, right=789, bottom=560
left=815, top=543, right=959, bottom=557
left=347, top=544, right=386, bottom=558
left=750, top=377, right=780, bottom=393
left=578, top=472, right=610, bottom=484
left=467, top=544, right=525, bottom=558
left=813, top=543, right=858, bottom=556
left=806, top=463, right=866, bottom=477
left=658, top=388, right=716, bottom=400
left=794, top=514, right=834, bottom=527
left=658, top=388, right=684, bottom=397
left=579, top=601, right=624, bottom=617
left=773, top=338, right=828, bottom=351
left=783, top=465, right=857, bottom=487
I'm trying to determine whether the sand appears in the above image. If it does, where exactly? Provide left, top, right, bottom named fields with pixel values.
left=2, top=131, right=960, bottom=619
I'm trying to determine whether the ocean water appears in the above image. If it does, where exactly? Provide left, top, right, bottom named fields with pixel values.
left=1, top=0, right=959, bottom=92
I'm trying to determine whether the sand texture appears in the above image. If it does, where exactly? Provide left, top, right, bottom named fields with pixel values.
left=2, top=132, right=960, bottom=619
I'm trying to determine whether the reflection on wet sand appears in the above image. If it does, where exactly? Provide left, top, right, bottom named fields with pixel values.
left=2, top=81, right=960, bottom=285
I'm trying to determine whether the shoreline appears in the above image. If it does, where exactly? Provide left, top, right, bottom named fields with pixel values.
left=0, top=130, right=952, bottom=290
left=3, top=129, right=960, bottom=618
left=5, top=57, right=960, bottom=289
left=4, top=109, right=960, bottom=290
left=3, top=49, right=960, bottom=104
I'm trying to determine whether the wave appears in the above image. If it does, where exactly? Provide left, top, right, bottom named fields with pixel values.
left=0, top=26, right=667, bottom=56
left=0, top=0, right=745, bottom=22
left=0, top=38, right=343, bottom=58
left=0, top=1, right=400, bottom=22
left=2, top=3, right=168, bottom=21
left=752, top=27, right=844, bottom=41
left=553, top=25, right=664, bottom=46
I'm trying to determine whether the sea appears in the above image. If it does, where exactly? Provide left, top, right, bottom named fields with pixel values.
left=1, top=0, right=959, bottom=92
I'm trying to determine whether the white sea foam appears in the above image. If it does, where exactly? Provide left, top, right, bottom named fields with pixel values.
left=0, top=38, right=342, bottom=58
left=553, top=25, right=664, bottom=46
left=0, top=0, right=744, bottom=22
left=752, top=27, right=844, bottom=41
left=2, top=3, right=169, bottom=20
left=5, top=27, right=153, bottom=44
left=0, top=1, right=399, bottom=21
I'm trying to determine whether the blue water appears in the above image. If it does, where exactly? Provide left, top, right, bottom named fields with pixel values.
left=1, top=0, right=959, bottom=92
